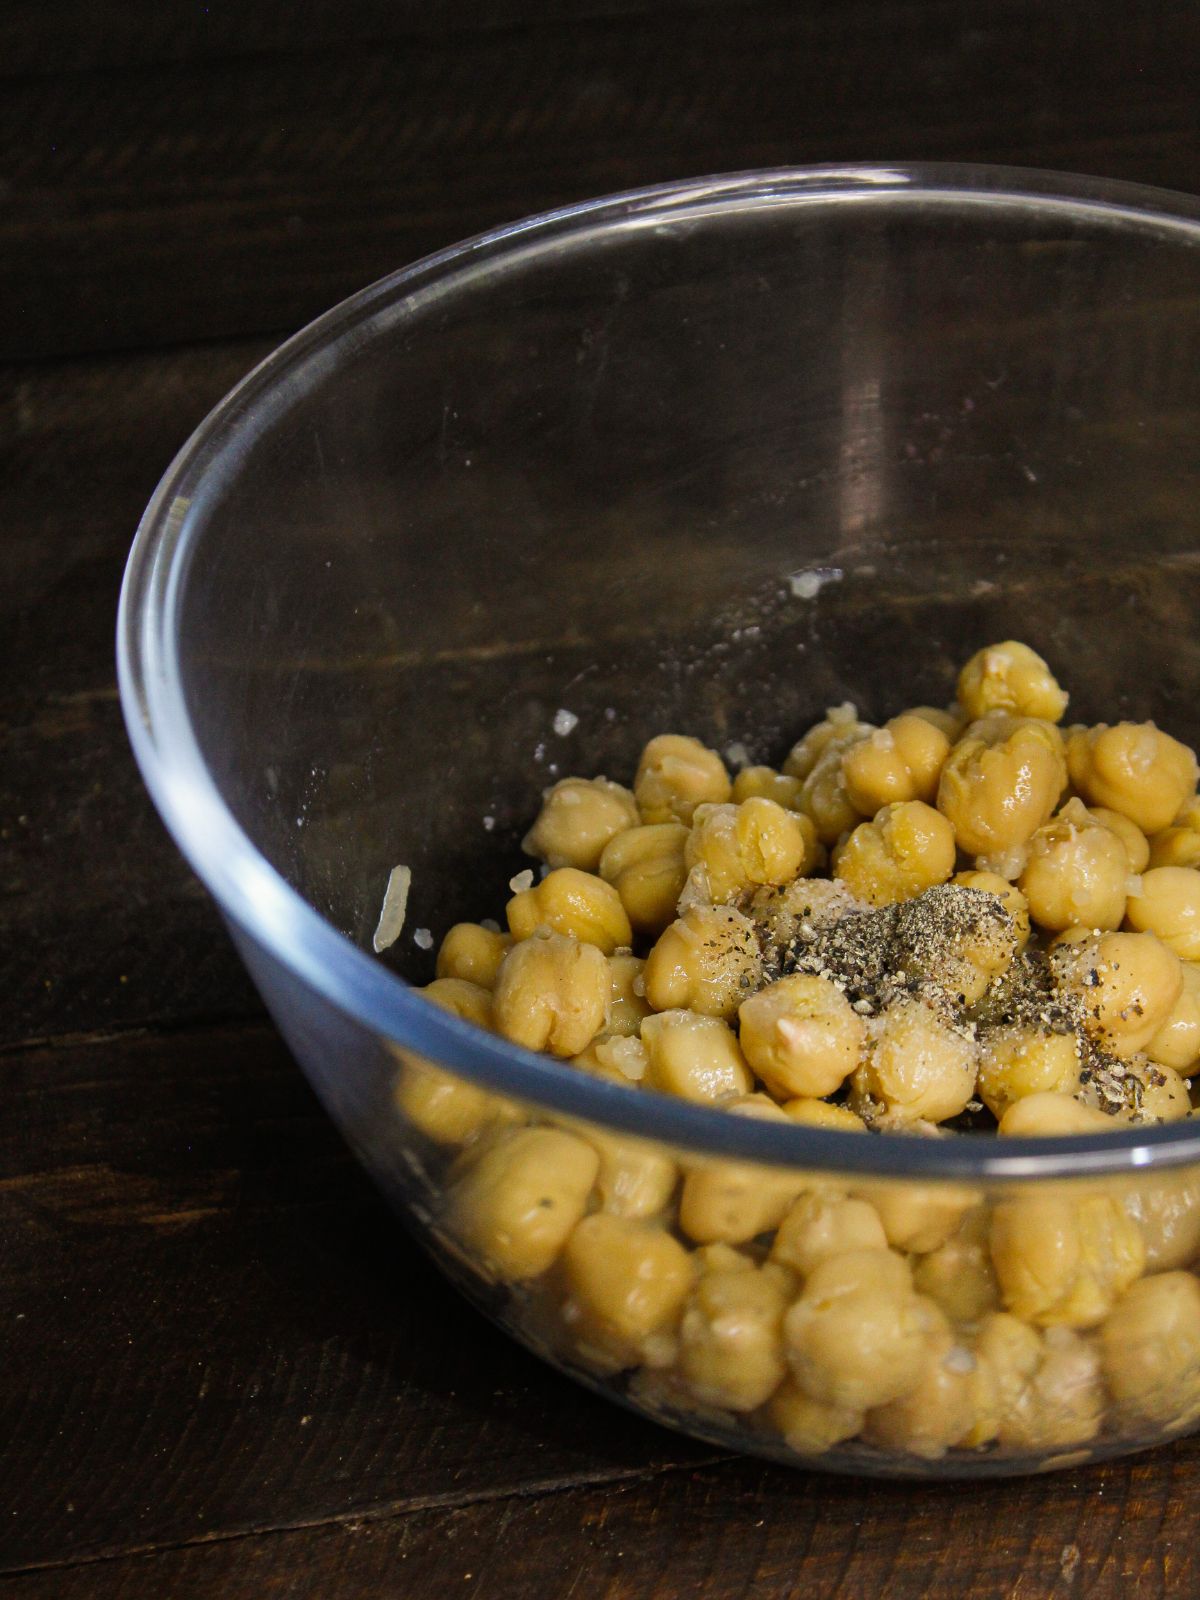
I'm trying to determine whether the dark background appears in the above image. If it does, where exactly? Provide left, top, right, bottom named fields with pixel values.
left=3, top=4, right=1200, bottom=1594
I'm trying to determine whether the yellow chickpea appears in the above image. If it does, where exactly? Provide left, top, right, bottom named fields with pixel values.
left=507, top=866, right=632, bottom=954
left=643, top=903, right=761, bottom=1020
left=678, top=1095, right=803, bottom=1244
left=1147, top=961, right=1200, bottom=1073
left=1099, top=1056, right=1192, bottom=1124
left=784, top=1248, right=929, bottom=1412
left=1122, top=1174, right=1200, bottom=1271
left=677, top=1260, right=792, bottom=1411
left=598, top=822, right=689, bottom=939
left=1148, top=826, right=1200, bottom=871
left=560, top=1214, right=695, bottom=1368
left=841, top=713, right=951, bottom=814
left=997, top=1092, right=1116, bottom=1137
left=1050, top=930, right=1183, bottom=1058
left=446, top=1127, right=599, bottom=1282
left=973, top=1314, right=1103, bottom=1452
left=436, top=922, right=513, bottom=988
left=737, top=973, right=866, bottom=1100
left=635, top=734, right=731, bottom=825
left=956, top=640, right=1069, bottom=724
left=684, top=798, right=816, bottom=903
left=798, top=733, right=873, bottom=845
left=1100, top=1273, right=1200, bottom=1430
left=833, top=800, right=956, bottom=906
left=854, top=1183, right=979, bottom=1255
left=393, top=980, right=518, bottom=1146
left=771, top=1190, right=887, bottom=1276
left=989, top=1188, right=1145, bottom=1327
left=1067, top=722, right=1198, bottom=835
left=912, top=1208, right=1000, bottom=1325
left=571, top=1037, right=643, bottom=1088
left=781, top=1098, right=869, bottom=1132
left=852, top=998, right=978, bottom=1126
left=893, top=882, right=1019, bottom=1005
left=952, top=870, right=1032, bottom=949
left=782, top=703, right=873, bottom=781
left=766, top=1377, right=864, bottom=1455
left=937, top=719, right=1067, bottom=856
left=744, top=876, right=864, bottom=947
left=1090, top=807, right=1151, bottom=873
left=977, top=1027, right=1082, bottom=1119
left=908, top=704, right=966, bottom=740
left=732, top=766, right=805, bottom=809
left=1018, top=798, right=1130, bottom=932
left=863, top=1305, right=977, bottom=1460
left=640, top=1009, right=752, bottom=1103
left=492, top=930, right=611, bottom=1057
left=606, top=952, right=650, bottom=1037
left=1126, top=865, right=1200, bottom=961
left=522, top=775, right=640, bottom=870
left=583, top=1127, right=678, bottom=1220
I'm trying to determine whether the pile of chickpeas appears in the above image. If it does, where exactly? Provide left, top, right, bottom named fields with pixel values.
left=393, top=641, right=1200, bottom=1464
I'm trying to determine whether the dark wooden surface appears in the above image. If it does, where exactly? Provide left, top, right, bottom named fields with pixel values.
left=5, top=3, right=1200, bottom=1594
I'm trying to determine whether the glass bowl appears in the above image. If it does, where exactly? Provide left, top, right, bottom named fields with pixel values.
left=119, top=164, right=1200, bottom=1478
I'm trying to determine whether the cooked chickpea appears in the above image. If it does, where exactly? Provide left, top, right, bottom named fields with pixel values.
left=781, top=1098, right=869, bottom=1132
left=643, top=903, right=761, bottom=1020
left=1147, top=961, right=1200, bottom=1072
left=912, top=1207, right=999, bottom=1324
left=833, top=800, right=956, bottom=906
left=784, top=1248, right=929, bottom=1411
left=561, top=1214, right=694, bottom=1367
left=936, top=719, right=1066, bottom=856
left=1122, top=1174, right=1200, bottom=1271
left=522, top=776, right=640, bottom=870
left=598, top=822, right=689, bottom=938
left=635, top=734, right=731, bottom=825
left=782, top=703, right=872, bottom=782
left=841, top=713, right=951, bottom=814
left=436, top=922, right=513, bottom=988
left=771, top=1190, right=887, bottom=1276
left=974, top=1314, right=1103, bottom=1451
left=507, top=866, right=632, bottom=954
left=1126, top=866, right=1200, bottom=961
left=989, top=1189, right=1145, bottom=1327
left=1067, top=722, right=1198, bottom=835
left=766, top=1377, right=864, bottom=1455
left=1100, top=1273, right=1200, bottom=1430
left=583, top=1127, right=677, bottom=1219
left=677, top=1260, right=792, bottom=1411
left=854, top=1183, right=978, bottom=1254
left=952, top=870, right=1031, bottom=949
left=394, top=980, right=518, bottom=1145
left=446, top=1127, right=599, bottom=1281
left=640, top=1009, right=752, bottom=1103
left=1050, top=930, right=1183, bottom=1058
left=738, top=974, right=866, bottom=1100
left=977, top=1027, right=1082, bottom=1119
left=997, top=1092, right=1116, bottom=1137
left=1099, top=1055, right=1192, bottom=1124
left=863, top=1305, right=977, bottom=1459
left=606, top=952, right=651, bottom=1037
left=744, top=876, right=864, bottom=947
left=852, top=998, right=978, bottom=1126
left=957, top=641, right=1068, bottom=724
left=732, top=765, right=805, bottom=809
left=684, top=798, right=815, bottom=903
left=1090, top=806, right=1150, bottom=873
left=908, top=704, right=966, bottom=740
left=1148, top=826, right=1200, bottom=871
left=798, top=733, right=873, bottom=845
left=894, top=883, right=1019, bottom=1004
left=1019, top=798, right=1130, bottom=932
left=492, top=930, right=610, bottom=1057
left=678, top=1095, right=803, bottom=1243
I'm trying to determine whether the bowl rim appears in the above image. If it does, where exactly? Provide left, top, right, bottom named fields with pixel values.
left=118, top=159, right=1200, bottom=1181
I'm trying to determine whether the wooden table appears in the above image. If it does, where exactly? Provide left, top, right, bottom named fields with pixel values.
left=4, top=4, right=1200, bottom=1593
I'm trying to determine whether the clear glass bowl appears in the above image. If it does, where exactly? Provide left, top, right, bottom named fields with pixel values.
left=119, top=165, right=1200, bottom=1477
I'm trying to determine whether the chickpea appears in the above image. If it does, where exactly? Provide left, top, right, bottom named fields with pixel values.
left=1148, top=826, right=1200, bottom=871
left=952, top=870, right=1031, bottom=949
left=893, top=883, right=1019, bottom=1005
left=912, top=1207, right=1000, bottom=1325
left=436, top=922, right=513, bottom=988
left=1100, top=1273, right=1200, bottom=1430
left=936, top=719, right=1066, bottom=856
left=643, top=903, right=761, bottom=1020
left=771, top=1191, right=887, bottom=1276
left=1050, top=930, right=1183, bottom=1058
left=1019, top=798, right=1130, bottom=932
left=677, top=1260, right=792, bottom=1411
left=863, top=1305, right=977, bottom=1459
left=989, top=1189, right=1146, bottom=1327
left=1098, top=1056, right=1192, bottom=1124
left=685, top=798, right=816, bottom=904
left=507, top=866, right=632, bottom=954
left=997, top=1092, right=1116, bottom=1137
left=956, top=640, right=1069, bottom=724
left=1090, top=807, right=1150, bottom=873
left=732, top=765, right=805, bottom=809
left=584, top=1128, right=678, bottom=1220
left=678, top=1095, right=803, bottom=1243
left=782, top=703, right=873, bottom=782
left=974, top=1314, right=1103, bottom=1452
left=1147, top=961, right=1200, bottom=1073
left=851, top=998, right=978, bottom=1126
left=446, top=1126, right=599, bottom=1282
left=1122, top=1173, right=1200, bottom=1271
left=745, top=876, right=864, bottom=948
left=1126, top=866, right=1200, bottom=961
left=492, top=930, right=611, bottom=1057
left=854, top=1183, right=978, bottom=1255
left=738, top=974, right=866, bottom=1100
left=977, top=1027, right=1082, bottom=1119
left=571, top=1037, right=642, bottom=1088
left=766, top=1377, right=864, bottom=1455
left=833, top=800, right=956, bottom=906
left=606, top=952, right=651, bottom=1037
left=798, top=733, right=874, bottom=845
left=599, top=822, right=689, bottom=939
left=640, top=1009, right=752, bottom=1104
left=522, top=775, right=640, bottom=870
left=635, top=734, right=731, bottom=825
left=841, top=713, right=951, bottom=814
left=784, top=1248, right=929, bottom=1412
left=1067, top=722, right=1198, bottom=835
left=907, top=704, right=965, bottom=741
left=781, top=1098, right=869, bottom=1132
left=393, top=979, right=520, bottom=1146
left=561, top=1214, right=695, bottom=1367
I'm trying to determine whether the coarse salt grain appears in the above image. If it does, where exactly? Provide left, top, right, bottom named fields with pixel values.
left=509, top=869, right=535, bottom=893
left=413, top=927, right=433, bottom=950
left=552, top=708, right=578, bottom=737
left=788, top=566, right=843, bottom=600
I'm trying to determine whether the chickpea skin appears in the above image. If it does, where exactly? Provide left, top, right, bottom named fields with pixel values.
left=738, top=974, right=866, bottom=1100
left=436, top=922, right=514, bottom=988
left=522, top=775, right=639, bottom=870
left=833, top=800, right=956, bottom=906
left=635, top=734, right=731, bottom=825
left=492, top=930, right=611, bottom=1057
left=644, top=903, right=761, bottom=1020
left=989, top=1189, right=1146, bottom=1327
left=732, top=765, right=805, bottom=809
left=1100, top=1272, right=1200, bottom=1429
left=937, top=719, right=1067, bottom=856
left=852, top=998, right=978, bottom=1126
left=507, top=866, right=632, bottom=954
left=1050, top=930, right=1183, bottom=1058
left=599, top=822, right=689, bottom=939
left=640, top=1009, right=752, bottom=1104
left=677, top=1260, right=793, bottom=1411
left=1067, top=722, right=1198, bottom=835
left=685, top=798, right=816, bottom=904
left=1125, top=866, right=1200, bottom=961
left=1019, top=798, right=1131, bottom=932
left=841, top=713, right=951, bottom=814
left=956, top=641, right=1069, bottom=723
left=977, top=1027, right=1082, bottom=1120
left=561, top=1214, right=695, bottom=1368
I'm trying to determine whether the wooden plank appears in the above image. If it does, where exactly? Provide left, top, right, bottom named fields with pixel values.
left=3, top=1447, right=1196, bottom=1597
left=4, top=2, right=1198, bottom=360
